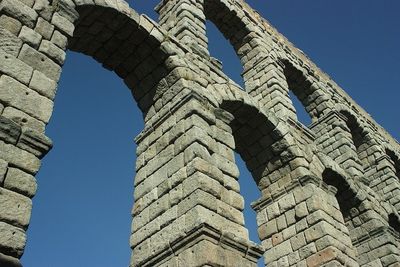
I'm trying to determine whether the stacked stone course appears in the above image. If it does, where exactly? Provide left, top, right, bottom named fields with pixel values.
left=0, top=0, right=399, bottom=266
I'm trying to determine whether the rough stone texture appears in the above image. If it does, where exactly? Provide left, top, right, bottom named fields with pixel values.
left=0, top=0, right=399, bottom=266
left=19, top=25, right=42, bottom=49
left=0, top=27, right=23, bottom=57
left=4, top=168, right=37, bottom=198
left=0, top=222, right=26, bottom=258
left=0, top=75, right=54, bottom=123
left=0, top=188, right=32, bottom=229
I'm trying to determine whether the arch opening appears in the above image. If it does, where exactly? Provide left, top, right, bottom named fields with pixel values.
left=340, top=111, right=370, bottom=170
left=322, top=169, right=360, bottom=248
left=388, top=214, right=400, bottom=235
left=235, top=153, right=263, bottom=267
left=70, top=4, right=172, bottom=117
left=21, top=51, right=141, bottom=266
left=386, top=149, right=400, bottom=181
left=217, top=101, right=305, bottom=266
left=204, top=16, right=263, bottom=254
left=20, top=2, right=177, bottom=265
left=204, top=0, right=261, bottom=92
left=206, top=20, right=244, bottom=87
left=220, top=103, right=283, bottom=192
left=322, top=169, right=357, bottom=220
left=288, top=90, right=312, bottom=126
left=281, top=61, right=318, bottom=126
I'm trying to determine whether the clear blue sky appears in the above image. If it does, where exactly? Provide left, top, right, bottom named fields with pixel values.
left=21, top=1, right=400, bottom=266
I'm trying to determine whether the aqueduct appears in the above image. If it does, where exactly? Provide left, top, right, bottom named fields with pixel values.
left=0, top=0, right=400, bottom=266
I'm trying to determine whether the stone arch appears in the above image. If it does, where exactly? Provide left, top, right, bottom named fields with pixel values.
left=322, top=168, right=360, bottom=224
left=279, top=59, right=333, bottom=124
left=332, top=106, right=380, bottom=174
left=214, top=95, right=317, bottom=266
left=388, top=213, right=400, bottom=235
left=2, top=1, right=400, bottom=267
left=320, top=166, right=400, bottom=266
left=203, top=0, right=264, bottom=67
left=364, top=141, right=400, bottom=212
left=385, top=147, right=400, bottom=181
left=321, top=168, right=360, bottom=249
left=218, top=95, right=310, bottom=196
left=202, top=0, right=274, bottom=94
left=69, top=5, right=167, bottom=112
left=0, top=0, right=193, bottom=266
left=203, top=0, right=339, bottom=122
left=65, top=0, right=188, bottom=121
left=377, top=145, right=400, bottom=212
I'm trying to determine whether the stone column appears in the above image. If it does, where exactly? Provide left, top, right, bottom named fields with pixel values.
left=0, top=0, right=71, bottom=265
left=311, top=111, right=364, bottom=178
left=350, top=206, right=400, bottom=266
left=130, top=92, right=263, bottom=266
left=156, top=0, right=209, bottom=57
left=243, top=57, right=298, bottom=121
left=368, top=155, right=400, bottom=211
left=253, top=176, right=359, bottom=267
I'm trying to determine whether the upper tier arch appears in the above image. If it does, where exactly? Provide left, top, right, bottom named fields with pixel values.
left=55, top=0, right=191, bottom=117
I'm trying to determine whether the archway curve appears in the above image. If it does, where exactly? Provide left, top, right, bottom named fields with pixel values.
left=319, top=165, right=400, bottom=265
left=384, top=145, right=400, bottom=167
left=388, top=213, right=400, bottom=235
left=384, top=146, right=400, bottom=182
left=65, top=1, right=188, bottom=117
left=202, top=0, right=337, bottom=124
left=203, top=0, right=266, bottom=64
left=22, top=51, right=142, bottom=267
left=279, top=59, right=333, bottom=123
left=217, top=95, right=310, bottom=195
left=15, top=1, right=202, bottom=266
left=321, top=168, right=361, bottom=212
left=202, top=0, right=272, bottom=93
left=214, top=96, right=313, bottom=266
left=335, top=105, right=381, bottom=170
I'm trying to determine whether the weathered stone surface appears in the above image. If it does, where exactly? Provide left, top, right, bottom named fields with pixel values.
left=34, top=17, right=54, bottom=40
left=33, top=0, right=53, bottom=21
left=0, top=117, right=21, bottom=145
left=0, top=0, right=37, bottom=28
left=29, top=70, right=58, bottom=99
left=0, top=75, right=54, bottom=123
left=17, top=128, right=52, bottom=158
left=0, top=222, right=26, bottom=258
left=0, top=140, right=40, bottom=174
left=0, top=0, right=399, bottom=266
left=51, top=12, right=74, bottom=36
left=51, top=30, right=68, bottom=50
left=2, top=107, right=46, bottom=133
left=0, top=27, right=22, bottom=57
left=18, top=44, right=61, bottom=81
left=0, top=188, right=32, bottom=228
left=0, top=49, right=33, bottom=85
left=4, top=167, right=37, bottom=198
left=19, top=26, right=41, bottom=48
left=0, top=15, right=22, bottom=35
left=39, top=39, right=65, bottom=64
left=19, top=0, right=35, bottom=8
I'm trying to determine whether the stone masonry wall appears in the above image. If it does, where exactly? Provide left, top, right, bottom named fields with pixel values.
left=0, top=0, right=399, bottom=266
